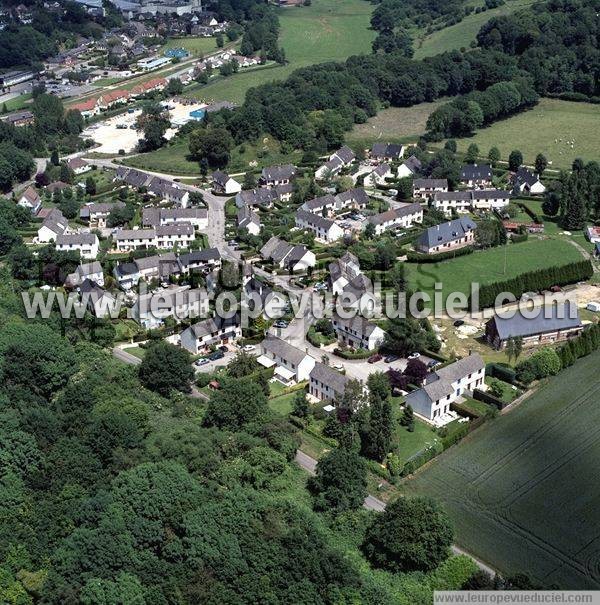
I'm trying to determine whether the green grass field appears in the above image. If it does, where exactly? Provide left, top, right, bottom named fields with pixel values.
left=1, top=93, right=32, bottom=112
left=414, top=0, right=535, bottom=58
left=345, top=100, right=446, bottom=149
left=401, top=349, right=600, bottom=588
left=188, top=0, right=375, bottom=105
left=452, top=99, right=600, bottom=170
left=161, top=36, right=218, bottom=57
left=407, top=238, right=583, bottom=301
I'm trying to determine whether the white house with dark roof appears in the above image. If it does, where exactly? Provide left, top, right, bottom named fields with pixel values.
left=80, top=279, right=118, bottom=319
left=365, top=163, right=393, bottom=187
left=37, top=208, right=68, bottom=243
left=334, top=188, right=369, bottom=210
left=235, top=184, right=292, bottom=208
left=433, top=190, right=511, bottom=215
left=309, top=362, right=350, bottom=402
left=260, top=164, right=296, bottom=188
left=512, top=167, right=546, bottom=195
left=295, top=209, right=344, bottom=242
left=56, top=233, right=99, bottom=259
left=65, top=261, right=104, bottom=288
left=315, top=145, right=355, bottom=180
left=237, top=206, right=261, bottom=235
left=370, top=143, right=405, bottom=162
left=332, top=313, right=386, bottom=351
left=415, top=217, right=477, bottom=254
left=18, top=186, right=41, bottom=215
left=142, top=207, right=208, bottom=230
left=485, top=301, right=583, bottom=349
left=406, top=354, right=485, bottom=426
left=66, top=157, right=90, bottom=175
left=211, top=170, right=241, bottom=195
left=367, top=203, right=423, bottom=235
left=260, top=236, right=316, bottom=272
left=178, top=248, right=222, bottom=273
left=412, top=178, right=448, bottom=199
left=397, top=155, right=422, bottom=179
left=80, top=202, right=125, bottom=229
left=180, top=314, right=241, bottom=353
left=460, top=164, right=493, bottom=188
left=258, top=335, right=316, bottom=383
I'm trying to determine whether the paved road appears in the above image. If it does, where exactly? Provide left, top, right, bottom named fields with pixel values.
left=294, top=449, right=496, bottom=573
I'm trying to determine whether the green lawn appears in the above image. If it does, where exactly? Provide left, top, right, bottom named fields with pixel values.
left=1, top=93, right=32, bottom=112
left=451, top=98, right=600, bottom=170
left=394, top=418, right=440, bottom=465
left=123, top=346, right=145, bottom=360
left=185, top=0, right=374, bottom=105
left=401, top=349, right=600, bottom=588
left=414, top=0, right=535, bottom=58
left=268, top=392, right=297, bottom=416
left=407, top=238, right=584, bottom=302
left=161, top=36, right=218, bottom=57
left=345, top=100, right=447, bottom=150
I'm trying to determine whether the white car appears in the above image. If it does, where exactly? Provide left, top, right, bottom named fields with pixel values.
left=242, top=344, right=256, bottom=352
left=195, top=358, right=210, bottom=367
left=407, top=352, right=421, bottom=360
left=332, top=363, right=344, bottom=371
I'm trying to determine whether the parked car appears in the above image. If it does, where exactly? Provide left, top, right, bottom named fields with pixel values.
left=208, top=350, right=225, bottom=361
left=453, top=319, right=465, bottom=327
left=332, top=363, right=344, bottom=371
left=273, top=320, right=288, bottom=329
left=242, top=344, right=256, bottom=352
left=384, top=354, right=399, bottom=363
left=368, top=353, right=382, bottom=364
left=407, top=352, right=421, bottom=360
left=218, top=345, right=228, bottom=352
left=195, top=358, right=210, bottom=367
left=427, top=360, right=440, bottom=369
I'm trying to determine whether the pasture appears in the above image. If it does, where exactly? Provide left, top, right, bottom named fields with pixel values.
left=407, top=238, right=583, bottom=302
left=414, top=0, right=535, bottom=58
left=161, top=36, right=217, bottom=57
left=345, top=100, right=446, bottom=149
left=401, top=349, right=600, bottom=589
left=452, top=99, right=600, bottom=170
left=191, top=0, right=375, bottom=104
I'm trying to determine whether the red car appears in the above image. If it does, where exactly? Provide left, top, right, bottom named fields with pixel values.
left=368, top=353, right=382, bottom=364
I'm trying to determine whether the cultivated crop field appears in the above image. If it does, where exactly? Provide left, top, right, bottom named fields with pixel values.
left=452, top=99, right=600, bottom=170
left=401, top=349, right=600, bottom=588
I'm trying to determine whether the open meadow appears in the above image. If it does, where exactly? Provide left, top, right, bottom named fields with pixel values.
left=413, top=0, right=535, bottom=58
left=401, top=349, right=600, bottom=588
left=451, top=98, right=600, bottom=170
left=407, top=238, right=583, bottom=302
left=188, top=0, right=375, bottom=104
left=345, top=100, right=446, bottom=149
left=161, top=36, right=218, bottom=57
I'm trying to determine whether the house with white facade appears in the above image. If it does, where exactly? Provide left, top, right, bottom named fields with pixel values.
left=406, top=354, right=485, bottom=426
left=412, top=178, right=448, bottom=199
left=315, top=145, right=355, bottom=180
left=178, top=248, right=222, bottom=274
left=66, top=157, right=90, bottom=175
left=114, top=224, right=194, bottom=251
left=142, top=207, right=208, bottom=231
left=415, top=217, right=477, bottom=254
left=370, top=142, right=405, bottom=162
left=237, top=206, right=261, bottom=235
left=79, top=279, right=118, bottom=319
left=460, top=164, right=493, bottom=188
left=512, top=167, right=546, bottom=195
left=433, top=190, right=511, bottom=214
left=65, top=261, right=104, bottom=288
left=180, top=314, right=242, bottom=354
left=366, top=203, right=423, bottom=235
left=258, top=335, right=316, bottom=384
left=80, top=202, right=125, bottom=229
left=37, top=208, right=68, bottom=243
left=332, top=313, right=386, bottom=351
left=211, top=170, right=241, bottom=195
left=260, top=236, right=316, bottom=272
left=309, top=362, right=350, bottom=402
left=56, top=233, right=99, bottom=259
left=131, top=286, right=210, bottom=329
left=18, top=186, right=41, bottom=215
left=260, top=164, right=296, bottom=188
left=365, top=164, right=393, bottom=187
left=295, top=209, right=344, bottom=242
left=397, top=155, right=422, bottom=179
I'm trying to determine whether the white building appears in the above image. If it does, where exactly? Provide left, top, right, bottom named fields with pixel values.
left=365, top=164, right=393, bottom=188
left=412, top=178, right=448, bottom=199
left=131, top=286, right=209, bottom=329
left=295, top=209, right=344, bottom=242
left=396, top=155, right=422, bottom=179
left=309, top=362, right=350, bottom=402
left=212, top=170, right=242, bottom=195
left=406, top=354, right=485, bottom=426
left=55, top=233, right=99, bottom=260
left=18, top=186, right=41, bottom=215
left=37, top=208, right=68, bottom=243
left=366, top=203, right=423, bottom=235
left=65, top=261, right=104, bottom=288
left=66, top=157, right=90, bottom=175
left=332, top=314, right=386, bottom=351
left=258, top=335, right=316, bottom=384
left=259, top=237, right=316, bottom=272
left=180, top=314, right=242, bottom=354
left=237, top=206, right=261, bottom=235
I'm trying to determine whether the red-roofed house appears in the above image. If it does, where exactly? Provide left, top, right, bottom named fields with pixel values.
left=18, top=186, right=41, bottom=215
left=66, top=157, right=90, bottom=175
left=71, top=97, right=99, bottom=117
left=131, top=77, right=167, bottom=97
left=97, top=90, right=130, bottom=110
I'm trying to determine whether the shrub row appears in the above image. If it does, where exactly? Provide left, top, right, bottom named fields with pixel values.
left=485, top=362, right=517, bottom=384
left=333, top=347, right=372, bottom=359
left=400, top=440, right=444, bottom=477
left=473, top=387, right=508, bottom=410
left=471, top=260, right=594, bottom=308
left=516, top=202, right=541, bottom=224
left=510, top=232, right=529, bottom=244
left=406, top=246, right=474, bottom=263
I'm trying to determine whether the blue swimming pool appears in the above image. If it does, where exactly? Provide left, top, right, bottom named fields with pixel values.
left=189, top=109, right=206, bottom=120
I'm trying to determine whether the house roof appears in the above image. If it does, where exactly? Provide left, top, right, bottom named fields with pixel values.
left=212, top=170, right=230, bottom=186
left=261, top=335, right=308, bottom=366
left=237, top=206, right=260, bottom=227
left=189, top=313, right=240, bottom=339
left=514, top=166, right=541, bottom=187
left=335, top=188, right=369, bottom=206
left=67, top=157, right=88, bottom=170
left=261, top=164, right=296, bottom=181
left=333, top=313, right=381, bottom=338
left=472, top=189, right=511, bottom=200
left=115, top=228, right=156, bottom=240
left=434, top=191, right=472, bottom=202
left=56, top=232, right=97, bottom=246
left=20, top=186, right=40, bottom=205
left=296, top=208, right=337, bottom=231
left=335, top=145, right=355, bottom=164
left=461, top=164, right=492, bottom=180
left=178, top=248, right=221, bottom=266
left=371, top=164, right=391, bottom=177
left=302, top=194, right=337, bottom=212
left=417, top=217, right=477, bottom=249
left=156, top=223, right=194, bottom=237
left=77, top=261, right=103, bottom=276
left=310, top=362, right=349, bottom=393
left=401, top=155, right=422, bottom=174
left=489, top=302, right=582, bottom=341
left=260, top=236, right=293, bottom=263
left=413, top=178, right=447, bottom=189
left=368, top=203, right=422, bottom=225
left=371, top=143, right=403, bottom=158
left=435, top=353, right=485, bottom=382
left=80, top=201, right=125, bottom=219
left=237, top=188, right=280, bottom=207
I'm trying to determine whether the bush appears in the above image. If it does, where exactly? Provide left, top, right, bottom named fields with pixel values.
left=473, top=387, right=506, bottom=410
left=406, top=246, right=474, bottom=263
left=486, top=362, right=516, bottom=384
left=401, top=440, right=443, bottom=476
left=333, top=347, right=372, bottom=359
